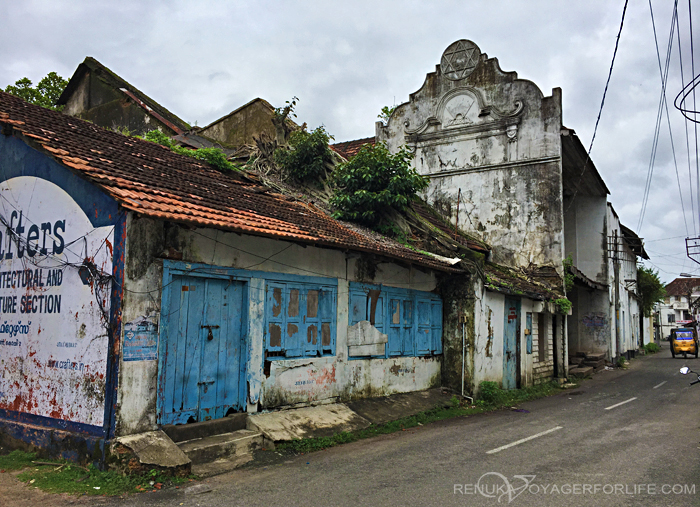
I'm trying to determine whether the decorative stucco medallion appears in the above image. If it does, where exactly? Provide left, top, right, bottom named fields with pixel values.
left=441, top=40, right=481, bottom=80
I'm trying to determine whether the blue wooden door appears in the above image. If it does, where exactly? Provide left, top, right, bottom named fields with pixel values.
left=503, top=297, right=520, bottom=390
left=162, top=276, right=246, bottom=424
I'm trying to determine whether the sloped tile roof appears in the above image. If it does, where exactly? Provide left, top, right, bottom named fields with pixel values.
left=0, top=91, right=461, bottom=273
left=665, top=278, right=700, bottom=296
left=485, top=263, right=564, bottom=300
left=330, top=136, right=375, bottom=159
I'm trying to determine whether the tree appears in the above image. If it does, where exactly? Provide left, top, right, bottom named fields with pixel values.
left=4, top=72, right=68, bottom=111
left=637, top=266, right=666, bottom=317
left=330, top=143, right=429, bottom=226
left=377, top=105, right=396, bottom=123
left=274, top=126, right=334, bottom=183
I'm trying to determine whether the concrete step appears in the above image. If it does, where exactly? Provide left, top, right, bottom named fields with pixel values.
left=585, top=353, right=606, bottom=362
left=569, top=356, right=584, bottom=367
left=162, top=413, right=247, bottom=443
left=177, top=428, right=263, bottom=467
left=568, top=366, right=594, bottom=378
left=583, top=359, right=605, bottom=369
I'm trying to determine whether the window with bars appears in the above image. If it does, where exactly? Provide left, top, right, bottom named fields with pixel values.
left=348, top=283, right=442, bottom=358
left=265, top=282, right=336, bottom=358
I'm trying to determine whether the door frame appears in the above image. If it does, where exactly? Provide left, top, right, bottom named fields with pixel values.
left=157, top=260, right=251, bottom=425
left=503, top=297, right=521, bottom=390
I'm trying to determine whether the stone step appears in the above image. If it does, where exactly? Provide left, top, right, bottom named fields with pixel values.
left=177, top=428, right=263, bottom=467
left=569, top=356, right=584, bottom=367
left=585, top=353, right=606, bottom=362
left=162, top=413, right=247, bottom=443
left=583, top=359, right=605, bottom=369
left=568, top=366, right=594, bottom=378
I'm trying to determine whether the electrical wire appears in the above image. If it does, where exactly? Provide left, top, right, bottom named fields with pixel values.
left=676, top=8, right=697, bottom=234
left=564, top=0, right=628, bottom=214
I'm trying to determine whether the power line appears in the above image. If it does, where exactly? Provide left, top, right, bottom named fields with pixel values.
left=676, top=8, right=697, bottom=234
left=640, top=0, right=689, bottom=235
left=564, top=0, right=629, bottom=214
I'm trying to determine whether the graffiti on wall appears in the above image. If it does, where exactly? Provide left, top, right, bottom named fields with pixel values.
left=0, top=176, right=114, bottom=426
left=582, top=312, right=608, bottom=346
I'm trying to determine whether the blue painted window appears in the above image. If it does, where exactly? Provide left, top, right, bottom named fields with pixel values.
left=265, top=282, right=336, bottom=358
left=349, top=283, right=442, bottom=358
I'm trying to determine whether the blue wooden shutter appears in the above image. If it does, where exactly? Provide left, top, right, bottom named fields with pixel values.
left=319, top=289, right=334, bottom=354
left=416, top=299, right=432, bottom=356
left=266, top=283, right=285, bottom=354
left=431, top=300, right=443, bottom=354
left=285, top=285, right=303, bottom=357
left=388, top=298, right=402, bottom=356
left=402, top=298, right=414, bottom=355
left=350, top=291, right=367, bottom=325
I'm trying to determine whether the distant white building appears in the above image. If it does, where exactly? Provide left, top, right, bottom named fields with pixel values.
left=657, top=278, right=700, bottom=339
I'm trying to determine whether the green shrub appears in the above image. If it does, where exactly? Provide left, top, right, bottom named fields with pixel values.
left=644, top=342, right=661, bottom=353
left=141, top=130, right=237, bottom=173
left=478, top=381, right=505, bottom=405
left=330, top=143, right=429, bottom=226
left=554, top=297, right=572, bottom=315
left=274, top=126, right=334, bottom=182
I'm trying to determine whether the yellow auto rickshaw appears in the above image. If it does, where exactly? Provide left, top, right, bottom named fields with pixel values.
left=670, top=325, right=699, bottom=358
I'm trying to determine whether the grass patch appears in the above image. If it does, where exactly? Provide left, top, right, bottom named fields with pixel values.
left=644, top=342, right=661, bottom=354
left=0, top=451, right=194, bottom=496
left=0, top=450, right=36, bottom=470
left=278, top=381, right=567, bottom=454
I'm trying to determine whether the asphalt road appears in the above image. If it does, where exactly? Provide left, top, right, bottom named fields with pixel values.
left=14, top=344, right=700, bottom=507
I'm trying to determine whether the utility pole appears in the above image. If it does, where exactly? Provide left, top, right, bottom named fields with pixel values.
left=613, top=230, right=621, bottom=361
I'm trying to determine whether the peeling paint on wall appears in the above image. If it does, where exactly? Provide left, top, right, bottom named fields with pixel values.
left=0, top=177, right=114, bottom=426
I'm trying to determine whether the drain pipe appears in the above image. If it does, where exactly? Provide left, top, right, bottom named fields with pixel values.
left=461, top=318, right=474, bottom=404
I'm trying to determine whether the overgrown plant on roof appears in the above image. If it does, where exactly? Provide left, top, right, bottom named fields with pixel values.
left=378, top=105, right=397, bottom=123
left=4, top=72, right=68, bottom=111
left=562, top=254, right=574, bottom=294
left=141, top=130, right=237, bottom=173
left=274, top=126, right=335, bottom=183
left=553, top=297, right=572, bottom=315
left=330, top=143, right=429, bottom=226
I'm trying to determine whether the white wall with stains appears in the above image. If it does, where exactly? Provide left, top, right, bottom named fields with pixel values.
left=472, top=290, right=556, bottom=394
left=117, top=215, right=444, bottom=435
left=377, top=40, right=565, bottom=271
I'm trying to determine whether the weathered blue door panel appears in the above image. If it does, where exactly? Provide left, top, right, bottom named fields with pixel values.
left=525, top=312, right=533, bottom=355
left=503, top=297, right=520, bottom=390
left=162, top=276, right=245, bottom=425
left=416, top=299, right=432, bottom=355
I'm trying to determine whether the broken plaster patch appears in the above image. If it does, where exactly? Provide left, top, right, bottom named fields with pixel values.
left=114, top=430, right=189, bottom=468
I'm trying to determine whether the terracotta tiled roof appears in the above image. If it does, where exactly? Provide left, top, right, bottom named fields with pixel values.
left=0, top=92, right=461, bottom=273
left=485, top=263, right=564, bottom=300
left=330, top=136, right=375, bottom=159
left=665, top=278, right=700, bottom=296
left=411, top=201, right=490, bottom=254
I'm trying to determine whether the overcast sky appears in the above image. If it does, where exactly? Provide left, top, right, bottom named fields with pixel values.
left=1, top=0, right=698, bottom=283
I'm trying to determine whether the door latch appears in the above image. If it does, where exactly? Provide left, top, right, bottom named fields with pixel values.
left=201, top=325, right=220, bottom=341
left=197, top=379, right=215, bottom=393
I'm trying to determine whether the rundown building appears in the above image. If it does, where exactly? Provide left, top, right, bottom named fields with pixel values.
left=0, top=91, right=485, bottom=464
left=376, top=39, right=570, bottom=387
left=373, top=39, right=648, bottom=381
left=197, top=97, right=298, bottom=150
left=57, top=57, right=191, bottom=137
